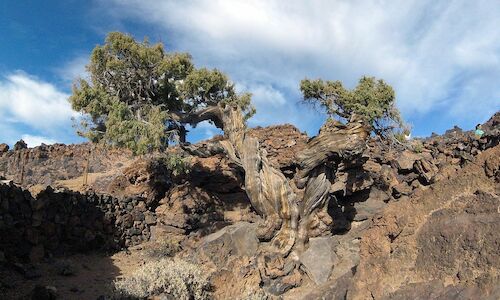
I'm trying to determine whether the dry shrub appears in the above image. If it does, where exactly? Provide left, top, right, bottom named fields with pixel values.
left=144, top=238, right=182, bottom=258
left=113, top=258, right=211, bottom=299
left=239, top=288, right=271, bottom=300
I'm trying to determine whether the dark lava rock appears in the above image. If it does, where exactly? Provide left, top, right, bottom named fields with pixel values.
left=30, top=285, right=58, bottom=300
left=14, top=139, right=27, bottom=150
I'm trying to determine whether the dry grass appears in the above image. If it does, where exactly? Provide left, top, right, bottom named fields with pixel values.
left=55, top=171, right=113, bottom=192
left=113, top=258, right=211, bottom=299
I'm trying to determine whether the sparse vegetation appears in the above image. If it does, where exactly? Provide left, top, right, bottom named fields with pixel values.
left=239, top=288, right=271, bottom=300
left=394, top=132, right=407, bottom=144
left=144, top=238, right=182, bottom=258
left=113, top=258, right=211, bottom=299
left=412, top=140, right=424, bottom=153
left=159, top=152, right=191, bottom=177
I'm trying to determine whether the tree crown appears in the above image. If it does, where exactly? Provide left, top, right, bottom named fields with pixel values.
left=70, top=32, right=254, bottom=154
left=300, top=76, right=404, bottom=136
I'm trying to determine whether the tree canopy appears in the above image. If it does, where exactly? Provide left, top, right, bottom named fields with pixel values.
left=300, top=76, right=404, bottom=136
left=70, top=32, right=254, bottom=154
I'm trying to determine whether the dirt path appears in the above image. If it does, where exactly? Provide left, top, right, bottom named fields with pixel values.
left=1, top=248, right=147, bottom=300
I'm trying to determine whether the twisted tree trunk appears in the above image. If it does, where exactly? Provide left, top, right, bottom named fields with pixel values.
left=182, top=105, right=370, bottom=290
left=182, top=105, right=370, bottom=258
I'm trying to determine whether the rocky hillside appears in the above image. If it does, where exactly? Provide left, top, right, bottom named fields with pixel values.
left=0, top=113, right=498, bottom=299
left=300, top=144, right=499, bottom=299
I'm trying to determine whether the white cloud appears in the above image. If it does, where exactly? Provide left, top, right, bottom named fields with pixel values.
left=55, top=55, right=89, bottom=84
left=0, top=72, right=79, bottom=144
left=0, top=72, right=76, bottom=131
left=98, top=0, right=499, bottom=135
left=21, top=134, right=56, bottom=147
left=240, top=84, right=286, bottom=107
left=191, top=121, right=223, bottom=139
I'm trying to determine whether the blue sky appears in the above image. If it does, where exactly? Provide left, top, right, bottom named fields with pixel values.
left=0, top=0, right=498, bottom=147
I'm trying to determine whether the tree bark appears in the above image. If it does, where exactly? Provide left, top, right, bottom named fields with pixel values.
left=182, top=105, right=370, bottom=257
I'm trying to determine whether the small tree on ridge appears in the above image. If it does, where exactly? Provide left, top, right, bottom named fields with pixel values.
left=300, top=76, right=405, bottom=137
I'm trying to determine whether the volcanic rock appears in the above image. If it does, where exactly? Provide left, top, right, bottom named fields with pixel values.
left=394, top=150, right=419, bottom=171
left=200, top=222, right=258, bottom=267
left=14, top=139, right=27, bottom=150
left=0, top=143, right=9, bottom=154
left=300, top=237, right=336, bottom=284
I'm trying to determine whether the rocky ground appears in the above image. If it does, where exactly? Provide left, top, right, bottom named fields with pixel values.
left=0, top=113, right=498, bottom=299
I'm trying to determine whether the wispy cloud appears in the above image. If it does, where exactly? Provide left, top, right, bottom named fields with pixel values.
left=55, top=55, right=90, bottom=84
left=99, top=0, right=499, bottom=135
left=0, top=72, right=79, bottom=144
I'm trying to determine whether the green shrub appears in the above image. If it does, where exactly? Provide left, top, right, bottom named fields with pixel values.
left=159, top=153, right=191, bottom=177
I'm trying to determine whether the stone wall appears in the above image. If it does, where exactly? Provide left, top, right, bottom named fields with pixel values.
left=0, top=183, right=156, bottom=263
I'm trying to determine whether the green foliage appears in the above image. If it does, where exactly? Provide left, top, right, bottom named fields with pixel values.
left=70, top=32, right=254, bottom=154
left=158, top=153, right=191, bottom=177
left=103, top=103, right=170, bottom=154
left=300, top=76, right=404, bottom=135
left=181, top=68, right=256, bottom=119
left=394, top=132, right=407, bottom=144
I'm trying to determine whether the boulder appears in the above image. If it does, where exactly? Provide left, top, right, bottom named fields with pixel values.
left=393, top=182, right=412, bottom=198
left=394, top=150, right=420, bottom=171
left=264, top=269, right=302, bottom=295
left=144, top=212, right=157, bottom=225
left=380, top=165, right=399, bottom=188
left=363, top=160, right=382, bottom=173
left=14, top=139, right=27, bottom=150
left=353, top=188, right=389, bottom=221
left=200, top=222, right=258, bottom=267
left=300, top=237, right=337, bottom=285
left=106, top=158, right=172, bottom=204
left=484, top=153, right=500, bottom=179
left=433, top=164, right=459, bottom=182
left=345, top=169, right=374, bottom=194
left=155, top=183, right=221, bottom=231
left=414, top=159, right=438, bottom=184
left=414, top=191, right=500, bottom=282
left=150, top=224, right=185, bottom=241
left=329, top=236, right=362, bottom=282
left=299, top=271, right=355, bottom=300
left=330, top=179, right=345, bottom=194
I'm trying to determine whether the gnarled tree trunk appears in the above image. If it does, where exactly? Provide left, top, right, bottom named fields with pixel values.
left=182, top=104, right=369, bottom=277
